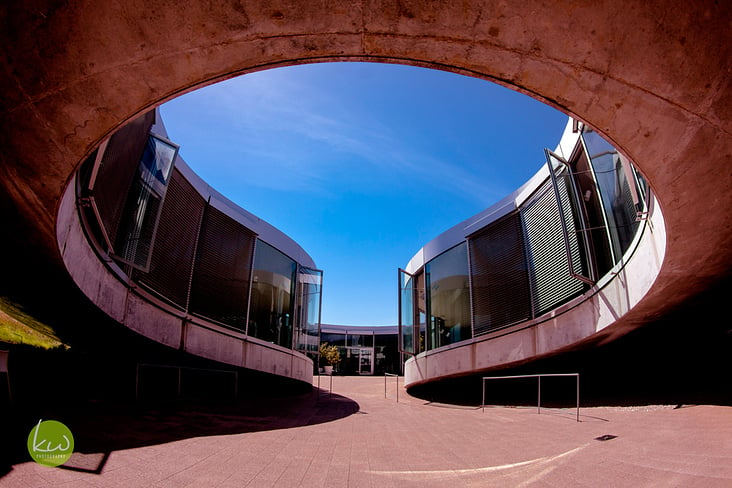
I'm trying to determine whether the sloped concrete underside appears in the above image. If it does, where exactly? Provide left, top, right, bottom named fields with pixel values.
left=0, top=1, right=730, bottom=385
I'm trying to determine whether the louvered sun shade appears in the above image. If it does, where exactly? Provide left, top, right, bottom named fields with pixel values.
left=133, top=169, right=205, bottom=308
left=189, top=206, right=256, bottom=330
left=469, top=213, right=532, bottom=336
left=522, top=177, right=588, bottom=316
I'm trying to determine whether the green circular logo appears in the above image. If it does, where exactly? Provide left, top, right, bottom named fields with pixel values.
left=27, top=420, right=74, bottom=467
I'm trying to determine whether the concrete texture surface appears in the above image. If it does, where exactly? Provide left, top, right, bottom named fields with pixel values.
left=2, top=376, right=730, bottom=487
left=0, top=0, right=730, bottom=378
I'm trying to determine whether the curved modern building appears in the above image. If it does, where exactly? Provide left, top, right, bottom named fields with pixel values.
left=400, top=118, right=665, bottom=389
left=57, top=109, right=323, bottom=385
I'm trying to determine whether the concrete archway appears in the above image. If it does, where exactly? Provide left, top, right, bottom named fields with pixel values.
left=1, top=1, right=730, bottom=345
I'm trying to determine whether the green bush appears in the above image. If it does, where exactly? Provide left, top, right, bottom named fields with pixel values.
left=319, top=342, right=341, bottom=366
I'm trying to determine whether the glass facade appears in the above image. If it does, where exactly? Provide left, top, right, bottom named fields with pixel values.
left=582, top=128, right=641, bottom=263
left=375, top=333, right=400, bottom=375
left=249, top=240, right=297, bottom=348
left=399, top=125, right=647, bottom=354
left=425, top=243, right=471, bottom=348
left=320, top=328, right=401, bottom=375
left=295, top=267, right=323, bottom=354
left=115, top=135, right=178, bottom=271
left=77, top=110, right=323, bottom=385
left=398, top=269, right=416, bottom=355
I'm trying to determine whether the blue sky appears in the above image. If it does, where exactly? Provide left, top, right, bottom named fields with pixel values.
left=160, top=62, right=567, bottom=326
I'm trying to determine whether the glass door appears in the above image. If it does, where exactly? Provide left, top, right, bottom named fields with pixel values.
left=295, top=267, right=323, bottom=356
left=357, top=348, right=373, bottom=375
left=398, top=269, right=416, bottom=355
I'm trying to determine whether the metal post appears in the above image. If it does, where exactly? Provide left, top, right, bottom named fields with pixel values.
left=576, top=374, right=580, bottom=422
left=329, top=373, right=333, bottom=399
left=538, top=375, right=541, bottom=415
left=385, top=373, right=399, bottom=403
left=482, top=378, right=485, bottom=413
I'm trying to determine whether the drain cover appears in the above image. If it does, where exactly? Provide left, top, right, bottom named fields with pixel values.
left=595, top=434, right=618, bottom=441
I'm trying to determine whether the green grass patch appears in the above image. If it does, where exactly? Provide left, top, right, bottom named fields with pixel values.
left=0, top=297, right=67, bottom=349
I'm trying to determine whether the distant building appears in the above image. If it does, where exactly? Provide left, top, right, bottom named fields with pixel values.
left=320, top=325, right=401, bottom=375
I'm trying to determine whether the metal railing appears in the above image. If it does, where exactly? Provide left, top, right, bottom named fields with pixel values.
left=384, top=373, right=399, bottom=402
left=481, top=373, right=580, bottom=422
left=316, top=372, right=333, bottom=400
left=135, top=363, right=238, bottom=401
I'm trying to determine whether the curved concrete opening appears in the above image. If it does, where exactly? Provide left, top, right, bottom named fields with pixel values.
left=1, top=2, right=729, bottom=381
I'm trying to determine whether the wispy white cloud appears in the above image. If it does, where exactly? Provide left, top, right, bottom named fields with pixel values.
left=163, top=64, right=543, bottom=216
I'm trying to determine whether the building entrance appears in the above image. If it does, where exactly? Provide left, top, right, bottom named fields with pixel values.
left=345, top=347, right=373, bottom=375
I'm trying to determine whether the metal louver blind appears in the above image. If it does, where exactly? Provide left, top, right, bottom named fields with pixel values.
left=189, top=206, right=256, bottom=330
left=522, top=177, right=587, bottom=316
left=615, top=172, right=641, bottom=257
left=134, top=169, right=204, bottom=308
left=91, top=110, right=155, bottom=247
left=469, top=213, right=532, bottom=336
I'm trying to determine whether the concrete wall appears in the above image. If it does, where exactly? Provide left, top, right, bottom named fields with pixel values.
left=1, top=1, right=729, bottom=390
left=56, top=174, right=313, bottom=385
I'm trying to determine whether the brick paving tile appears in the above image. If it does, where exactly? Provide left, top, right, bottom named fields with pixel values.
left=2, top=376, right=731, bottom=487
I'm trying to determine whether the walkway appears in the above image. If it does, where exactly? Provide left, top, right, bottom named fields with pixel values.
left=3, top=376, right=731, bottom=487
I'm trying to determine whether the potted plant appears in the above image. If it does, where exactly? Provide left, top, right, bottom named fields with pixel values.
left=319, top=342, right=341, bottom=374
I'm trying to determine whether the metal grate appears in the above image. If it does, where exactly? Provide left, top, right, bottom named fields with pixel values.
left=189, top=205, right=256, bottom=330
left=469, top=213, right=532, bottom=336
left=133, top=169, right=205, bottom=308
left=522, top=178, right=588, bottom=316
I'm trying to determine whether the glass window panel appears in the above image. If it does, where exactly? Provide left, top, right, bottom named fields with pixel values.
left=375, top=333, right=400, bottom=375
left=248, top=240, right=297, bottom=348
left=582, top=130, right=641, bottom=261
left=140, top=135, right=177, bottom=189
left=416, top=271, right=427, bottom=354
left=321, top=333, right=346, bottom=346
left=347, top=333, right=373, bottom=348
left=398, top=269, right=416, bottom=355
left=295, top=267, right=322, bottom=354
left=425, top=243, right=472, bottom=348
left=114, top=134, right=178, bottom=271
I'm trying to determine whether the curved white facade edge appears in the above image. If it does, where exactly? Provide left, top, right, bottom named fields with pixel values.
left=403, top=118, right=667, bottom=388
left=55, top=134, right=315, bottom=385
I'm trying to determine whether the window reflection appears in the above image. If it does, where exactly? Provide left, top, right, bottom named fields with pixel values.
left=582, top=129, right=641, bottom=262
left=115, top=135, right=178, bottom=270
left=248, top=240, right=296, bottom=348
left=425, top=243, right=472, bottom=349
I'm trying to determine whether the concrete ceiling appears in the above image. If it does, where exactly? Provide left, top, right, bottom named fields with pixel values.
left=0, top=1, right=730, bottom=341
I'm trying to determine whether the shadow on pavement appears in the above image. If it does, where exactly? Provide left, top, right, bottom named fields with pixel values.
left=0, top=387, right=359, bottom=478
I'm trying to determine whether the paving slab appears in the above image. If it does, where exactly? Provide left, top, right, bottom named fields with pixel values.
left=2, top=376, right=731, bottom=487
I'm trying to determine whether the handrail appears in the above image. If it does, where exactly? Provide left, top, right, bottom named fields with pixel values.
left=384, top=373, right=399, bottom=402
left=316, top=372, right=333, bottom=400
left=482, top=373, right=580, bottom=422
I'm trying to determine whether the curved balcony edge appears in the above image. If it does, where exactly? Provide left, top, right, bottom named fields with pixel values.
left=56, top=168, right=314, bottom=387
left=403, top=133, right=668, bottom=389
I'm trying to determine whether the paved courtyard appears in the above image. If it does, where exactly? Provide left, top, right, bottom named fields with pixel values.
left=2, top=376, right=731, bottom=487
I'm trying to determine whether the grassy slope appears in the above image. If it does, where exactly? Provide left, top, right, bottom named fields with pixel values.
left=0, top=297, right=66, bottom=349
